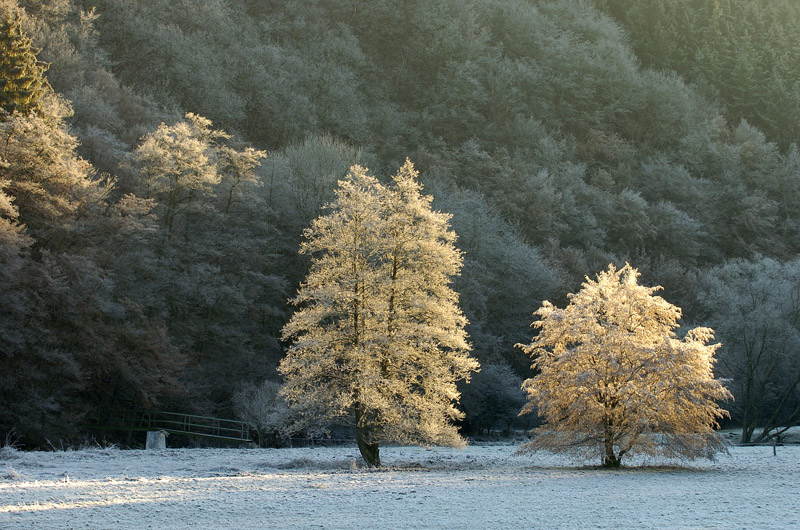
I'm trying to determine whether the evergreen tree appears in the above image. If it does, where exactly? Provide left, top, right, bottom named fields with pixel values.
left=280, top=161, right=478, bottom=467
left=0, top=7, right=50, bottom=116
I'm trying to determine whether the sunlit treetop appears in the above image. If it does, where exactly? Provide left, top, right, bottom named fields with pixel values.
left=0, top=8, right=51, bottom=117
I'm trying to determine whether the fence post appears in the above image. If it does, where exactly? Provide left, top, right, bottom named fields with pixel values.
left=146, top=430, right=167, bottom=450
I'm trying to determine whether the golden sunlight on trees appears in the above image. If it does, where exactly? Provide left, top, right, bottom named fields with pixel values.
left=5, top=0, right=800, bottom=448
left=132, top=113, right=228, bottom=233
left=279, top=160, right=478, bottom=467
left=0, top=6, right=51, bottom=116
left=131, top=113, right=266, bottom=233
left=517, top=263, right=732, bottom=467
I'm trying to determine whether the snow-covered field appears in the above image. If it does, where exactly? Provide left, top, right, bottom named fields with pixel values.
left=2, top=443, right=798, bottom=529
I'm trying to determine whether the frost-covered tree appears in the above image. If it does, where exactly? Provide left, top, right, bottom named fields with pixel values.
left=131, top=113, right=228, bottom=233
left=0, top=6, right=51, bottom=116
left=280, top=160, right=478, bottom=467
left=128, top=113, right=281, bottom=414
left=232, top=379, right=289, bottom=447
left=698, top=257, right=800, bottom=443
left=274, top=134, right=364, bottom=230
left=0, top=95, right=110, bottom=243
left=218, top=143, right=266, bottom=215
left=517, top=263, right=731, bottom=467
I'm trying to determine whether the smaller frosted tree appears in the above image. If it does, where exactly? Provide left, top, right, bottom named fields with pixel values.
left=132, top=113, right=229, bottom=233
left=232, top=380, right=289, bottom=447
left=517, top=263, right=732, bottom=467
left=698, top=257, right=800, bottom=443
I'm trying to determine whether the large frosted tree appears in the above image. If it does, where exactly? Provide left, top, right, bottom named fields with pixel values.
left=280, top=160, right=478, bottom=467
left=517, top=263, right=731, bottom=467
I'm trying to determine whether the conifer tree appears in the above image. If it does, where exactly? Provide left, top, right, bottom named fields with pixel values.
left=280, top=160, right=478, bottom=467
left=0, top=7, right=50, bottom=117
left=517, top=263, right=732, bottom=467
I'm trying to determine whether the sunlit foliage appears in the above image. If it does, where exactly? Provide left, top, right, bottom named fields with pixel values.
left=0, top=5, right=50, bottom=116
left=518, top=264, right=732, bottom=467
left=280, top=161, right=478, bottom=466
left=2, top=0, right=799, bottom=446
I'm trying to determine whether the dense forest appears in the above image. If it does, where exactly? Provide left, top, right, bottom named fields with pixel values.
left=1, top=0, right=799, bottom=447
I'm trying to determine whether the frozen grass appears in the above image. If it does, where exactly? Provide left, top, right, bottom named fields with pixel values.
left=1, top=443, right=798, bottom=529
left=0, top=464, right=21, bottom=481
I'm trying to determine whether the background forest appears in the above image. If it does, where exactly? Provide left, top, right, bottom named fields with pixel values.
left=2, top=0, right=799, bottom=446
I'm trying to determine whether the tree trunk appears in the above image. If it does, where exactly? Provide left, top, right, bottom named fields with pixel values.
left=354, top=402, right=380, bottom=467
left=357, top=425, right=381, bottom=467
left=602, top=435, right=621, bottom=468
left=602, top=448, right=621, bottom=468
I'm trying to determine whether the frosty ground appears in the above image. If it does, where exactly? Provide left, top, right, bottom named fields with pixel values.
left=1, top=443, right=798, bottom=529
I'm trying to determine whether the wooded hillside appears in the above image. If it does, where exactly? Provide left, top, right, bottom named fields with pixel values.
left=2, top=0, right=798, bottom=446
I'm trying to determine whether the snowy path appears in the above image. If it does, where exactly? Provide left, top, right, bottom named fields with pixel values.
left=1, top=444, right=798, bottom=529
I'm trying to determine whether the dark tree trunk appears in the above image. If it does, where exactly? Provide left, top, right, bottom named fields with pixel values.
left=602, top=451, right=621, bottom=468
left=357, top=425, right=381, bottom=467
left=602, top=433, right=621, bottom=468
left=354, top=402, right=380, bottom=467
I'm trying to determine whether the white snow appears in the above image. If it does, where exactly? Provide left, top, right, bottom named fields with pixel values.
left=1, top=443, right=798, bottom=529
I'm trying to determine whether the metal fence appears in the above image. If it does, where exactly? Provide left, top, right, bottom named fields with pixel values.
left=86, top=410, right=252, bottom=442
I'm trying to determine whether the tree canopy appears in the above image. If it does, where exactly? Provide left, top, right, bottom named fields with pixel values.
left=517, top=264, right=732, bottom=467
left=279, top=161, right=478, bottom=466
